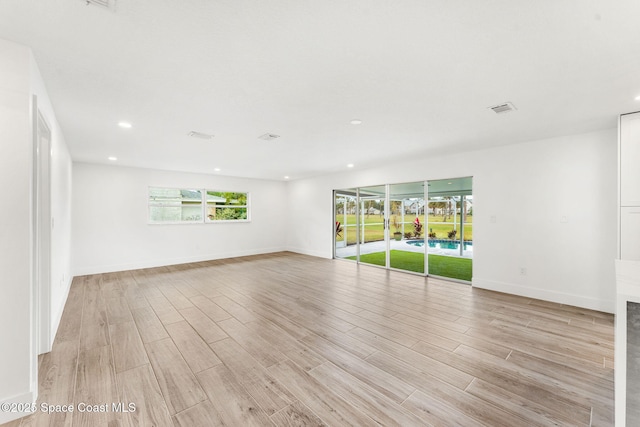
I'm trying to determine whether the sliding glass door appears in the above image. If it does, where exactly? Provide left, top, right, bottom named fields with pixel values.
left=358, top=185, right=388, bottom=268
left=389, top=182, right=426, bottom=274
left=334, top=182, right=427, bottom=275
left=334, top=189, right=357, bottom=260
left=426, top=177, right=473, bottom=281
left=334, top=177, right=473, bottom=282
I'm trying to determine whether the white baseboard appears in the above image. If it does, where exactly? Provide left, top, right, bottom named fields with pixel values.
left=0, top=391, right=36, bottom=424
left=472, top=277, right=615, bottom=314
left=72, top=247, right=288, bottom=276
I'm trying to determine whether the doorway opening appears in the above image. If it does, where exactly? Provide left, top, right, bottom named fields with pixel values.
left=333, top=177, right=472, bottom=282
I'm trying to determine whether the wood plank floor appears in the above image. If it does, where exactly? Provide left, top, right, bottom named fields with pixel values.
left=4, top=252, right=614, bottom=426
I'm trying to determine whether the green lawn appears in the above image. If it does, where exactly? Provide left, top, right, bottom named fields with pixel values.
left=345, top=250, right=472, bottom=281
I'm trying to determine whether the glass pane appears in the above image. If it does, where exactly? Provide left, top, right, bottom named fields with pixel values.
left=426, top=177, right=473, bottom=281
left=149, top=188, right=202, bottom=203
left=358, top=185, right=386, bottom=268
left=206, top=191, right=248, bottom=206
left=207, top=190, right=249, bottom=221
left=205, top=191, right=249, bottom=221
left=334, top=189, right=357, bottom=260
left=149, top=205, right=202, bottom=222
left=389, top=182, right=425, bottom=274
left=207, top=207, right=247, bottom=221
left=148, top=188, right=202, bottom=222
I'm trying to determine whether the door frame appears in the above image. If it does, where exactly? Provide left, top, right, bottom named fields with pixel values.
left=32, top=95, right=52, bottom=355
left=335, top=182, right=428, bottom=276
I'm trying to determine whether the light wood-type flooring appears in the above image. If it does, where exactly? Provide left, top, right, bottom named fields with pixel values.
left=4, top=252, right=614, bottom=426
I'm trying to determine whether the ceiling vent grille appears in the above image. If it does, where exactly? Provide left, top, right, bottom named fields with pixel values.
left=84, top=0, right=116, bottom=10
left=489, top=102, right=517, bottom=114
left=258, top=133, right=280, bottom=141
left=187, top=131, right=214, bottom=140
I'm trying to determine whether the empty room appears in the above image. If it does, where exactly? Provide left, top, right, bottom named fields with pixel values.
left=1, top=0, right=640, bottom=426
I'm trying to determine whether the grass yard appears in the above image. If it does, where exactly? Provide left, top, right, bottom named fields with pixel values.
left=345, top=250, right=473, bottom=281
left=428, top=254, right=473, bottom=281
left=337, top=222, right=473, bottom=245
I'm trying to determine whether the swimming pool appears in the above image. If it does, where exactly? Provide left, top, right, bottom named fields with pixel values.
left=406, top=239, right=472, bottom=250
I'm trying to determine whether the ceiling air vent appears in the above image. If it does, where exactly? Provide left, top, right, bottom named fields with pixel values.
left=187, top=131, right=214, bottom=140
left=489, top=102, right=517, bottom=114
left=84, top=0, right=116, bottom=10
left=258, top=133, right=280, bottom=141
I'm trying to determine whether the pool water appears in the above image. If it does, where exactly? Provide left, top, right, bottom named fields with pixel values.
left=406, top=239, right=472, bottom=250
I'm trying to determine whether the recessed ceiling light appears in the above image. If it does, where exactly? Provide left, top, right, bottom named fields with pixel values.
left=635, top=94, right=640, bottom=101
left=347, top=163, right=354, bottom=168
left=118, top=122, right=132, bottom=128
left=284, top=176, right=290, bottom=180
left=350, top=119, right=362, bottom=125
left=213, top=168, right=221, bottom=172
left=108, top=156, right=117, bottom=161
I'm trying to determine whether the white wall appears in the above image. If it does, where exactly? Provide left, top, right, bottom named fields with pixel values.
left=0, top=39, right=73, bottom=424
left=286, top=129, right=618, bottom=313
left=0, top=39, right=35, bottom=424
left=72, top=163, right=288, bottom=275
left=30, top=53, right=74, bottom=349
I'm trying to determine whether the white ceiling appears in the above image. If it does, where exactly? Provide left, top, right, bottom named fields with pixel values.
left=2, top=0, right=640, bottom=181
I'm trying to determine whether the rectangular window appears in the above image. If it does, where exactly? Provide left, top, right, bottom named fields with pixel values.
left=148, top=188, right=249, bottom=224
left=206, top=191, right=249, bottom=222
left=148, top=188, right=203, bottom=223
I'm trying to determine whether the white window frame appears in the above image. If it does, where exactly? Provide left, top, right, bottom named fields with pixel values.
left=205, top=191, right=251, bottom=223
left=147, top=187, right=251, bottom=224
